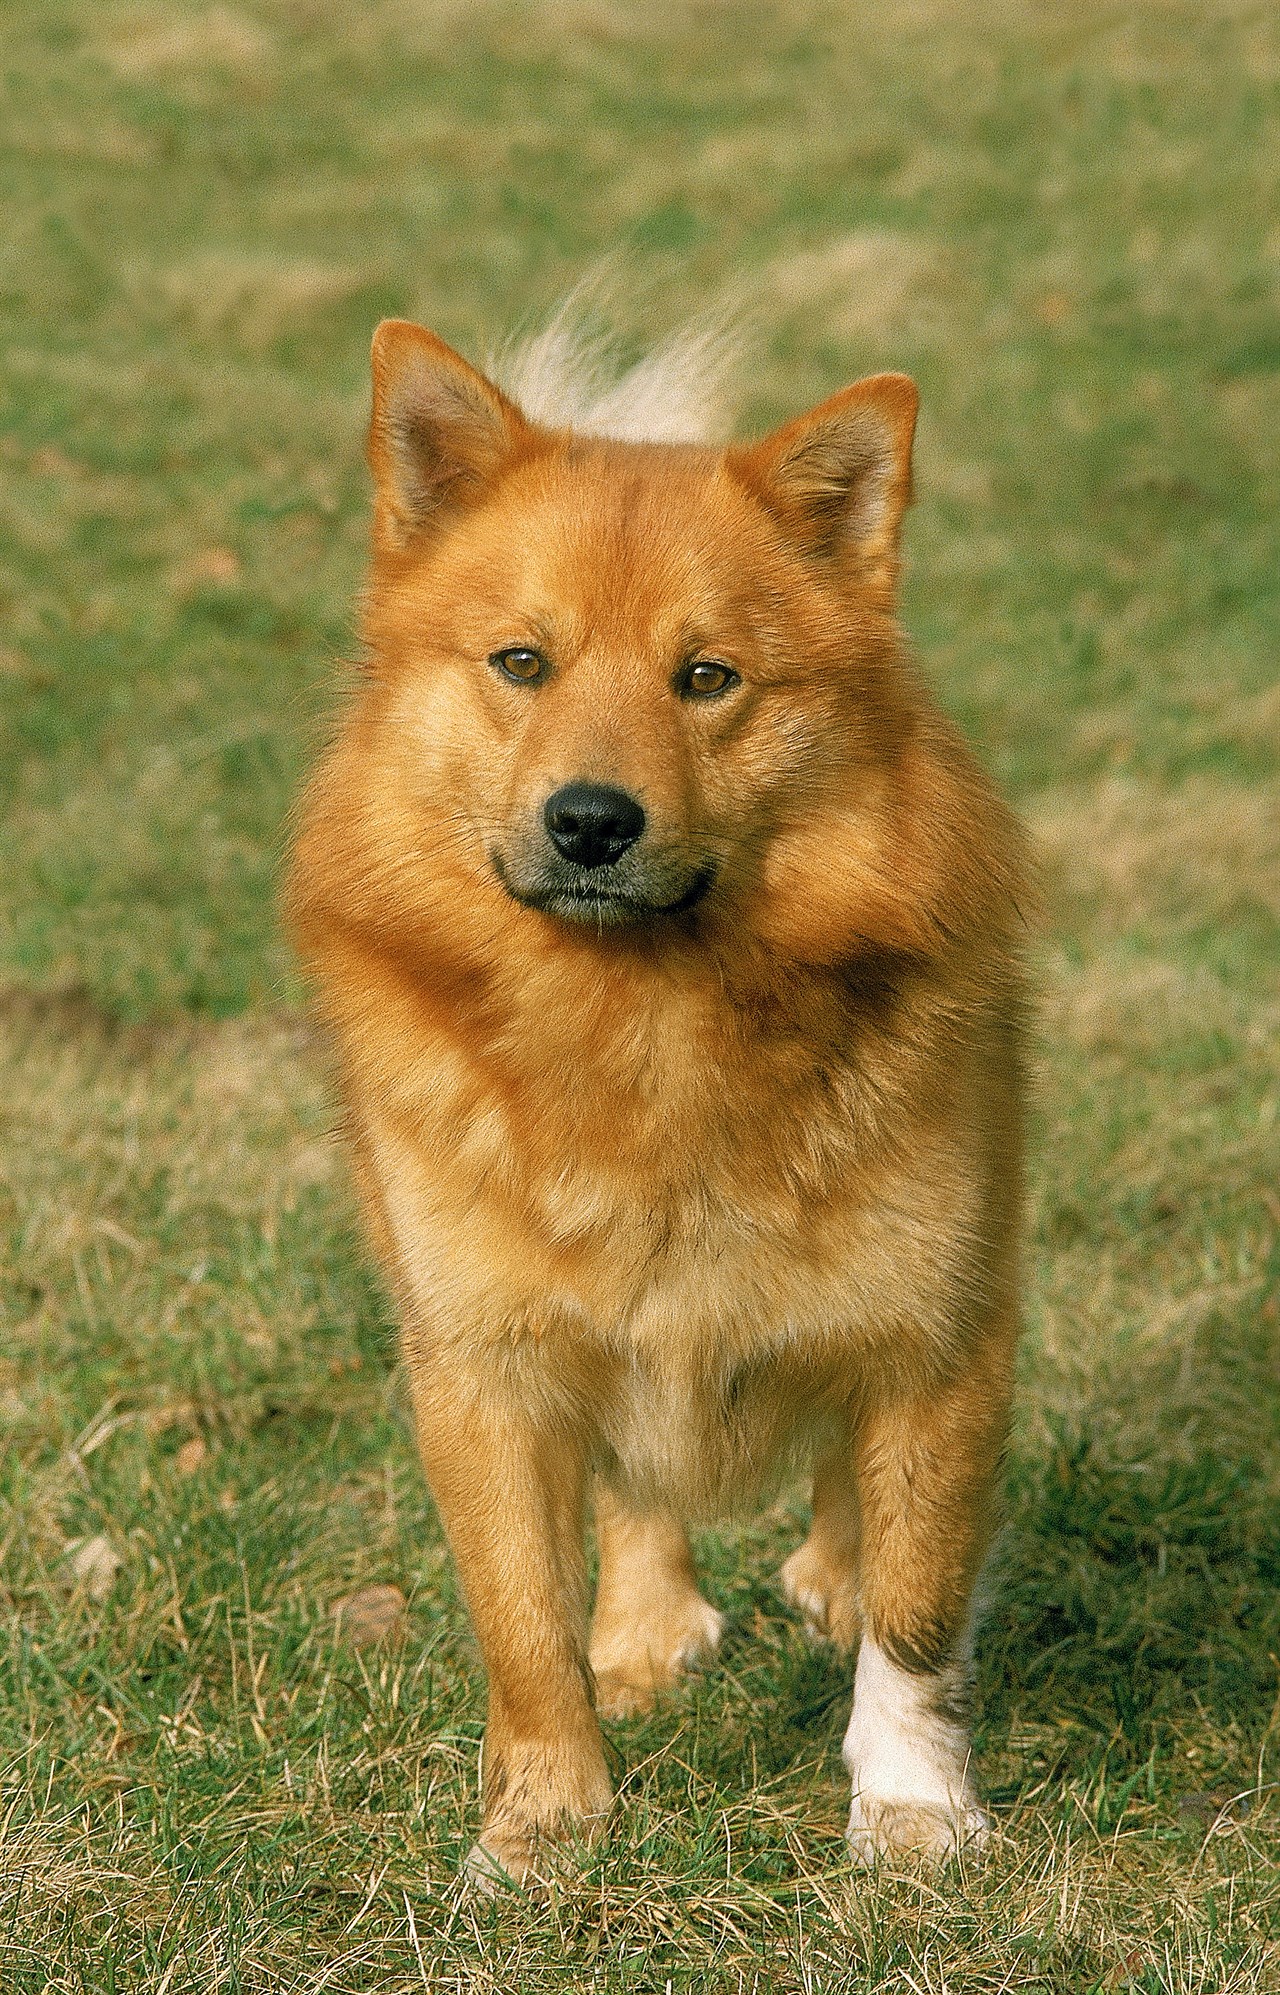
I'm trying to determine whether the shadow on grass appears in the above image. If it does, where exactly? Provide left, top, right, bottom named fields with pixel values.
left=986, top=1422, right=1280, bottom=1770
left=676, top=1303, right=1280, bottom=1818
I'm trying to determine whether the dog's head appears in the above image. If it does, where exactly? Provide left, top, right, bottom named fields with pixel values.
left=344, top=320, right=1003, bottom=965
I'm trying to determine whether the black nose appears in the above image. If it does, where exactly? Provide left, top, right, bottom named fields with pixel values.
left=543, top=782, right=646, bottom=869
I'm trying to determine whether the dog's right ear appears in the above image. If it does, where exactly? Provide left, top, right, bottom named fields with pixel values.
left=369, top=321, right=528, bottom=550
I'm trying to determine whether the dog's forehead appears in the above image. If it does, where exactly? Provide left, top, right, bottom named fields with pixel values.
left=461, top=443, right=773, bottom=642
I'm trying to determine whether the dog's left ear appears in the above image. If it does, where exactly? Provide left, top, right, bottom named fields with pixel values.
left=729, top=374, right=918, bottom=603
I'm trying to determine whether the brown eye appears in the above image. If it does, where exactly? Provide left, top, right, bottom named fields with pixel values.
left=677, top=659, right=739, bottom=699
left=490, top=646, right=547, bottom=684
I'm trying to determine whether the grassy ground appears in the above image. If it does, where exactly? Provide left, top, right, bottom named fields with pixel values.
left=2, top=1, right=1278, bottom=1987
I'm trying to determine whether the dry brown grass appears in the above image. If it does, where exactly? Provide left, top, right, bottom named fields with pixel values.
left=1032, top=775, right=1280, bottom=933
left=2, top=944, right=1278, bottom=1987
left=101, top=5, right=274, bottom=81
left=3, top=0, right=1278, bottom=1984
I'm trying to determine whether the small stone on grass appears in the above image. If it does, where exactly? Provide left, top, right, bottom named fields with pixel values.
left=331, top=1582, right=406, bottom=1646
left=65, top=1534, right=122, bottom=1602
left=1176, top=1789, right=1251, bottom=1829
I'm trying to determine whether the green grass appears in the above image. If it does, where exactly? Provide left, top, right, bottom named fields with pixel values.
left=2, top=2, right=1278, bottom=1987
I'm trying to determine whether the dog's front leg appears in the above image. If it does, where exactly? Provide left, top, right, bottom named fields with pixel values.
left=406, top=1342, right=611, bottom=1888
left=843, top=1343, right=1014, bottom=1864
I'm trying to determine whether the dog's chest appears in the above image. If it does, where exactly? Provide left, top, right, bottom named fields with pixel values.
left=372, top=973, right=972, bottom=1354
left=511, top=1008, right=863, bottom=1264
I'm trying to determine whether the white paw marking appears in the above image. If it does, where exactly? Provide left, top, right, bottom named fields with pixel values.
left=842, top=1637, right=989, bottom=1863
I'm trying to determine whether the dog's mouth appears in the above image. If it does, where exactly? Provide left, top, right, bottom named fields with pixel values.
left=491, top=852, right=715, bottom=924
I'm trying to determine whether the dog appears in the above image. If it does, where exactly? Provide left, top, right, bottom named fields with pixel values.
left=286, top=302, right=1029, bottom=1887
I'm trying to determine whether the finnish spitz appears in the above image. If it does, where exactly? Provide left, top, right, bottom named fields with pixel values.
left=287, top=303, right=1029, bottom=1886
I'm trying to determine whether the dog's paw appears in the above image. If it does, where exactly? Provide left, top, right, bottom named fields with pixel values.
left=467, top=1735, right=612, bottom=1893
left=464, top=1834, right=527, bottom=1896
left=842, top=1635, right=987, bottom=1868
left=778, top=1540, right=860, bottom=1649
left=465, top=1802, right=610, bottom=1897
left=464, top=1829, right=579, bottom=1897
left=591, top=1591, right=724, bottom=1718
left=846, top=1792, right=991, bottom=1866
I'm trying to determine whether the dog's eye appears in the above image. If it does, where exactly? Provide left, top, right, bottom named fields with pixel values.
left=490, top=646, right=547, bottom=684
left=677, top=659, right=739, bottom=699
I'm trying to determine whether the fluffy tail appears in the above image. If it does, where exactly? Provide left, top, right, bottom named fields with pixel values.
left=489, top=276, right=742, bottom=446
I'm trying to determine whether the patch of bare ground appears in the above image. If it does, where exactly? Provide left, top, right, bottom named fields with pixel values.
left=0, top=987, right=331, bottom=1230
left=1041, top=950, right=1280, bottom=1059
left=766, top=230, right=952, bottom=344
left=1030, top=774, right=1280, bottom=931
left=99, top=5, right=273, bottom=80
left=136, top=251, right=372, bottom=350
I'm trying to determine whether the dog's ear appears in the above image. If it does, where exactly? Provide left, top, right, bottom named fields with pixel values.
left=368, top=320, right=529, bottom=550
left=729, top=374, right=918, bottom=603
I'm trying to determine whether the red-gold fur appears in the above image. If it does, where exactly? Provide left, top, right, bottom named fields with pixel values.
left=286, top=317, right=1030, bottom=1882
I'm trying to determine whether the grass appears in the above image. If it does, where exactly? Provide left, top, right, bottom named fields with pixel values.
left=1, top=1, right=1278, bottom=1987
